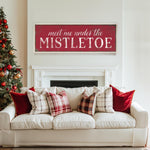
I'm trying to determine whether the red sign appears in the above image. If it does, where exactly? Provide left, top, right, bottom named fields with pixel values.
left=35, top=25, right=116, bottom=52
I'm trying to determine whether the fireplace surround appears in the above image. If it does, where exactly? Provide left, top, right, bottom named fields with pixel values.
left=31, top=66, right=118, bottom=87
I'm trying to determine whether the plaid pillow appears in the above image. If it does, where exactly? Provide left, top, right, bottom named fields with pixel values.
left=77, top=90, right=96, bottom=116
left=46, top=91, right=72, bottom=117
left=27, top=90, right=50, bottom=115
left=94, top=87, right=114, bottom=113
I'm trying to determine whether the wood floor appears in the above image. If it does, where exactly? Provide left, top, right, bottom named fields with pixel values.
left=0, top=148, right=149, bottom=150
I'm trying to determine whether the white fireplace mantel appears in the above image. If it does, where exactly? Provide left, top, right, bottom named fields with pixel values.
left=31, top=66, right=118, bottom=87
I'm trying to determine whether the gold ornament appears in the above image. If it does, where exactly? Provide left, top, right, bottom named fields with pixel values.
left=14, top=73, right=21, bottom=79
left=13, top=75, right=18, bottom=79
left=16, top=73, right=21, bottom=78
left=0, top=71, right=5, bottom=77
left=9, top=50, right=15, bottom=55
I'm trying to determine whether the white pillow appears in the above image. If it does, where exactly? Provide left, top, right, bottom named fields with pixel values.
left=27, top=88, right=55, bottom=115
left=94, top=87, right=114, bottom=113
left=56, top=87, right=85, bottom=110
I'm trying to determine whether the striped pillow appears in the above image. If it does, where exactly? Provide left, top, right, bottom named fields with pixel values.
left=27, top=90, right=50, bottom=115
left=46, top=91, right=72, bottom=117
left=94, top=87, right=114, bottom=113
left=77, top=90, right=96, bottom=116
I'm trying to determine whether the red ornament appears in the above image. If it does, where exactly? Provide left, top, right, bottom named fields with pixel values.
left=2, top=44, right=5, bottom=48
left=3, top=19, right=7, bottom=24
left=0, top=29, right=1, bottom=32
left=12, top=85, right=17, bottom=90
left=6, top=88, right=9, bottom=91
left=0, top=40, right=2, bottom=43
left=0, top=68, right=2, bottom=71
left=7, top=65, right=12, bottom=70
left=2, top=38, right=7, bottom=43
left=4, top=25, right=8, bottom=29
left=1, top=82, right=6, bottom=87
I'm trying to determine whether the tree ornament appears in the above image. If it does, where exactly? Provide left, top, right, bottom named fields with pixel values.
left=3, top=19, right=7, bottom=24
left=15, top=73, right=21, bottom=79
left=7, top=64, right=12, bottom=70
left=2, top=38, right=7, bottom=43
left=0, top=68, right=2, bottom=71
left=0, top=40, right=2, bottom=43
left=1, top=82, right=6, bottom=87
left=9, top=50, right=15, bottom=55
left=0, top=71, right=5, bottom=77
left=13, top=75, right=18, bottom=80
left=4, top=25, right=8, bottom=29
left=5, top=70, right=9, bottom=76
left=2, top=44, right=5, bottom=48
left=6, top=88, right=9, bottom=91
left=13, top=73, right=21, bottom=79
left=12, top=85, right=17, bottom=90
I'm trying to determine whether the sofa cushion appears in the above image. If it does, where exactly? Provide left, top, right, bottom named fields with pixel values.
left=94, top=112, right=136, bottom=129
left=56, top=87, right=85, bottom=110
left=53, top=111, right=95, bottom=129
left=11, top=114, right=53, bottom=129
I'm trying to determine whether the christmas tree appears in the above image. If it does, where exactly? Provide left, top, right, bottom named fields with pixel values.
left=0, top=7, right=23, bottom=110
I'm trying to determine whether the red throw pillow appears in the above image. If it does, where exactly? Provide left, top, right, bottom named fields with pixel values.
left=10, top=87, right=35, bottom=116
left=46, top=91, right=72, bottom=117
left=110, top=85, right=135, bottom=113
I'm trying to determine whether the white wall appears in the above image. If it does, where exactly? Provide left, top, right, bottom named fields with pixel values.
left=123, top=0, right=150, bottom=144
left=27, top=0, right=123, bottom=87
left=1, top=0, right=27, bottom=86
left=123, top=0, right=150, bottom=122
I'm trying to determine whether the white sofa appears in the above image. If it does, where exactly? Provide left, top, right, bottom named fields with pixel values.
left=0, top=87, right=148, bottom=147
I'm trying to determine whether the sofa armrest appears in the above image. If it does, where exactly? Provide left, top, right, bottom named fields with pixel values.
left=130, top=102, right=148, bottom=128
left=0, top=103, right=16, bottom=130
